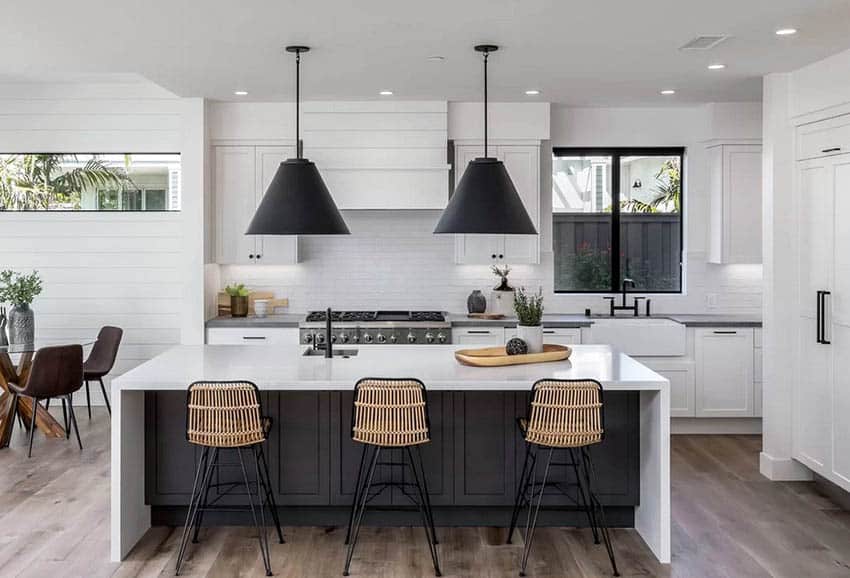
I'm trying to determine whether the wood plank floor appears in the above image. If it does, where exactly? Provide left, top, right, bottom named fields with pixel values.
left=1, top=411, right=849, bottom=577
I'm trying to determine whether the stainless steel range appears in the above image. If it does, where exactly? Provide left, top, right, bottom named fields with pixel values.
left=299, top=310, right=451, bottom=345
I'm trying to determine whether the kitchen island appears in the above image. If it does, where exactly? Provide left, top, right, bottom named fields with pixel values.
left=111, top=344, right=670, bottom=565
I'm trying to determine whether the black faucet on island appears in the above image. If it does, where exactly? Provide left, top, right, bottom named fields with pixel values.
left=311, top=307, right=335, bottom=358
left=603, top=278, right=646, bottom=317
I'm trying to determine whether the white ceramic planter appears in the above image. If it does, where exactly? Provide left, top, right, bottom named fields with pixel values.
left=516, top=325, right=543, bottom=353
left=489, top=289, right=515, bottom=316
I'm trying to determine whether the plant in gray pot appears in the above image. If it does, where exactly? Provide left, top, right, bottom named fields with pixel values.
left=514, top=287, right=544, bottom=353
left=0, top=270, right=42, bottom=344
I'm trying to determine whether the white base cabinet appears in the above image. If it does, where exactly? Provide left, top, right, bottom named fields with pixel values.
left=694, top=328, right=755, bottom=417
left=206, top=327, right=298, bottom=345
left=455, top=326, right=581, bottom=347
left=214, top=145, right=299, bottom=265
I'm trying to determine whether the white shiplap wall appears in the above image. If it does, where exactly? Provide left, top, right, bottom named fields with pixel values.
left=0, top=78, right=184, bottom=405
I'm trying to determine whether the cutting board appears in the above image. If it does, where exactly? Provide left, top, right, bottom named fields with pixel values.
left=217, top=292, right=289, bottom=316
left=454, top=344, right=571, bottom=367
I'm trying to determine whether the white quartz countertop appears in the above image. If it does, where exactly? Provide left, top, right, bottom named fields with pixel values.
left=113, top=344, right=667, bottom=392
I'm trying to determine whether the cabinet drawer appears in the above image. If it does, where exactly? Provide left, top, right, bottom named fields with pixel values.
left=797, top=116, right=850, bottom=160
left=206, top=327, right=298, bottom=345
left=455, top=327, right=506, bottom=345
left=541, top=327, right=582, bottom=345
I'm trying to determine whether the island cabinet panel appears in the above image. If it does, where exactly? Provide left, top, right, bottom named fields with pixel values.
left=145, top=392, right=198, bottom=503
left=330, top=392, right=453, bottom=507
left=453, top=392, right=517, bottom=505
left=513, top=391, right=640, bottom=507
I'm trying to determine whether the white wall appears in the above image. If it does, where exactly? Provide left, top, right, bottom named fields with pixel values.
left=213, top=101, right=763, bottom=316
left=0, top=78, right=192, bottom=405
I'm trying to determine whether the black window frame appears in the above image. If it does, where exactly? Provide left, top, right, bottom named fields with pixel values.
left=551, top=146, right=685, bottom=294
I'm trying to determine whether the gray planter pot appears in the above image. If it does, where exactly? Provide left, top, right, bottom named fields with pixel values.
left=8, top=304, right=34, bottom=344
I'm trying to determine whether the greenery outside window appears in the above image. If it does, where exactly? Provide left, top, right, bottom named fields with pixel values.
left=0, top=153, right=181, bottom=211
left=552, top=147, right=684, bottom=293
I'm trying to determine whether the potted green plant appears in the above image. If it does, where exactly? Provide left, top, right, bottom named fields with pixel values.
left=0, top=270, right=42, bottom=344
left=225, top=284, right=250, bottom=318
left=514, top=287, right=544, bottom=353
left=490, top=265, right=515, bottom=316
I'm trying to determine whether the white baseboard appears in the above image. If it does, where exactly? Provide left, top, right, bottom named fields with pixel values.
left=671, top=418, right=762, bottom=435
left=759, top=452, right=814, bottom=481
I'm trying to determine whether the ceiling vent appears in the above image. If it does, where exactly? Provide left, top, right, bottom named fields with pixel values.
left=680, top=35, right=729, bottom=51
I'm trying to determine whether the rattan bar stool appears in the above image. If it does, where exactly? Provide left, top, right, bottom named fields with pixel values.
left=175, top=381, right=284, bottom=576
left=507, top=379, right=620, bottom=577
left=342, top=378, right=441, bottom=577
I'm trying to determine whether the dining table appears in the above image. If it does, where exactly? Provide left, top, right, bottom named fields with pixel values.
left=0, top=340, right=93, bottom=449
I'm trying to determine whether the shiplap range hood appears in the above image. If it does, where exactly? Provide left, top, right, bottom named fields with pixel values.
left=301, top=101, right=450, bottom=210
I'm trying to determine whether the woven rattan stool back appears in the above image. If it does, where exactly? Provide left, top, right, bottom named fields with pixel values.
left=524, top=379, right=604, bottom=448
left=351, top=378, right=431, bottom=447
left=186, top=381, right=265, bottom=448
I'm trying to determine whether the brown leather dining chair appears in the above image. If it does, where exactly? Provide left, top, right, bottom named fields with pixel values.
left=82, top=326, right=123, bottom=418
left=8, top=344, right=84, bottom=458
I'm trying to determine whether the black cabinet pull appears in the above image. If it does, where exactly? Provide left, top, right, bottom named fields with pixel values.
left=713, top=330, right=737, bottom=334
left=817, top=290, right=823, bottom=343
left=820, top=291, right=831, bottom=344
left=468, top=330, right=491, bottom=334
left=242, top=336, right=266, bottom=340
left=491, top=254, right=497, bottom=259
left=822, top=147, right=842, bottom=153
left=498, top=254, right=504, bottom=259
left=543, top=330, right=556, bottom=334
left=249, top=254, right=255, bottom=259
left=256, top=254, right=262, bottom=260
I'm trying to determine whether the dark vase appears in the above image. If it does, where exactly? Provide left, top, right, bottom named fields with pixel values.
left=230, top=295, right=249, bottom=318
left=467, top=290, right=487, bottom=314
left=8, top=304, right=34, bottom=344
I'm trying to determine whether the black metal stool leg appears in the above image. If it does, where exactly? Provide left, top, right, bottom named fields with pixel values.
left=582, top=447, right=620, bottom=577
left=343, top=445, right=381, bottom=577
left=344, top=444, right=370, bottom=546
left=406, top=447, right=442, bottom=577
left=237, top=447, right=272, bottom=577
left=191, top=448, right=216, bottom=544
left=27, top=397, right=38, bottom=458
left=176, top=446, right=212, bottom=575
left=520, top=447, right=554, bottom=577
left=257, top=445, right=285, bottom=544
left=570, top=447, right=600, bottom=544
left=507, top=443, right=536, bottom=544
left=99, top=377, right=111, bottom=416
left=413, top=445, right=439, bottom=546
left=85, top=380, right=91, bottom=419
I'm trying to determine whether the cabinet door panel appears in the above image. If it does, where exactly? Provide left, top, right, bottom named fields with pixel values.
left=661, top=367, right=695, bottom=418
left=396, top=392, right=453, bottom=506
left=831, top=324, right=850, bottom=488
left=215, top=146, right=257, bottom=264
left=501, top=146, right=540, bottom=264
left=798, top=159, right=833, bottom=319
left=830, top=156, right=850, bottom=325
left=724, top=145, right=762, bottom=264
left=453, top=392, right=516, bottom=505
left=453, top=145, right=504, bottom=264
left=795, top=318, right=832, bottom=472
left=255, top=146, right=298, bottom=264
left=695, top=328, right=754, bottom=417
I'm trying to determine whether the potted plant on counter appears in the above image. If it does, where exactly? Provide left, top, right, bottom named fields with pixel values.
left=514, top=287, right=544, bottom=353
left=225, top=284, right=250, bottom=318
left=0, top=270, right=42, bottom=344
left=489, top=265, right=515, bottom=317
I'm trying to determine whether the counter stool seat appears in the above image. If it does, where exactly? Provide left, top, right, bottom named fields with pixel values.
left=508, top=379, right=620, bottom=577
left=175, top=381, right=284, bottom=577
left=343, top=378, right=441, bottom=577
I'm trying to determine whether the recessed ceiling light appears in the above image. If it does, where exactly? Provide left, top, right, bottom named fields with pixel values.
left=525, top=89, right=541, bottom=96
left=775, top=28, right=797, bottom=36
left=707, top=63, right=726, bottom=70
left=427, top=55, right=445, bottom=62
left=234, top=90, right=248, bottom=96
left=379, top=90, right=393, bottom=96
left=660, top=89, right=676, bottom=95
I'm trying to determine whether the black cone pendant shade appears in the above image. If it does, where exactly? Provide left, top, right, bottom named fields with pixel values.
left=434, top=45, right=537, bottom=235
left=246, top=46, right=349, bottom=236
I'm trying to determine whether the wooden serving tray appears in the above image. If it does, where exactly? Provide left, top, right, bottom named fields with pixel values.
left=455, top=344, right=572, bottom=367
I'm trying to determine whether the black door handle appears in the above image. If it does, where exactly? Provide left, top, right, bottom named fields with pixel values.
left=821, top=291, right=831, bottom=344
left=817, top=291, right=823, bottom=343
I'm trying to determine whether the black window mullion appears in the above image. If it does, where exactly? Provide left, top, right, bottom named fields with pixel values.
left=611, top=152, right=621, bottom=292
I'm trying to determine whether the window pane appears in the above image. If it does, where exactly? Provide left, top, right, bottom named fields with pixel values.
left=552, top=155, right=613, bottom=291
left=0, top=153, right=180, bottom=211
left=619, top=155, right=681, bottom=292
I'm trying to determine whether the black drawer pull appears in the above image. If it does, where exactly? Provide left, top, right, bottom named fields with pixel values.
left=467, top=330, right=491, bottom=334
left=822, top=147, right=842, bottom=153
left=712, top=330, right=737, bottom=335
left=543, top=330, right=556, bottom=334
left=242, top=336, right=267, bottom=340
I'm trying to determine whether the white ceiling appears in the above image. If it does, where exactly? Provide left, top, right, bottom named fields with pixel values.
left=2, top=0, right=850, bottom=105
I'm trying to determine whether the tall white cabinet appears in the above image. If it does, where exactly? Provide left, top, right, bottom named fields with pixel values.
left=453, top=144, right=541, bottom=264
left=214, top=145, right=299, bottom=265
left=793, top=129, right=850, bottom=490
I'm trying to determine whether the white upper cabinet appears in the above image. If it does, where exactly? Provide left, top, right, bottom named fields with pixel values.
left=797, top=115, right=850, bottom=160
left=707, top=143, right=762, bottom=264
left=453, top=144, right=541, bottom=264
left=214, top=145, right=298, bottom=265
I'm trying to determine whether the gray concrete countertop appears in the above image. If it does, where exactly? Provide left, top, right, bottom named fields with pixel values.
left=205, top=314, right=304, bottom=328
left=661, top=314, right=762, bottom=327
left=447, top=313, right=593, bottom=327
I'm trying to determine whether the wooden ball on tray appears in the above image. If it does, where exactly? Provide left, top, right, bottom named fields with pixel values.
left=506, top=338, right=528, bottom=356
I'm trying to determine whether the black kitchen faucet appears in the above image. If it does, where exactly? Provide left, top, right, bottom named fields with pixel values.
left=604, top=278, right=646, bottom=316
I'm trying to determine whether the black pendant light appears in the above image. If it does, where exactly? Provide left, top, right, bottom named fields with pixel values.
left=434, top=45, right=537, bottom=235
left=246, top=46, right=349, bottom=235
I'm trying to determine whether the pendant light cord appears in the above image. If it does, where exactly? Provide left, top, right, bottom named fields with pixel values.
left=295, top=50, right=301, bottom=159
left=483, top=50, right=489, bottom=158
